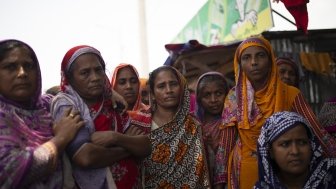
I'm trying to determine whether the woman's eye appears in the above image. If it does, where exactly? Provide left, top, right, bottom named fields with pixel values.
left=5, top=64, right=17, bottom=70
left=241, top=55, right=250, bottom=61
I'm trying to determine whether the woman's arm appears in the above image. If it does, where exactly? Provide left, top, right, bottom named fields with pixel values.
left=91, top=131, right=152, bottom=158
left=72, top=143, right=130, bottom=168
left=21, top=108, right=84, bottom=186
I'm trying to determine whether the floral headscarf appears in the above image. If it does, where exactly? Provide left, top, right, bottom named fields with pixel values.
left=255, top=111, right=336, bottom=189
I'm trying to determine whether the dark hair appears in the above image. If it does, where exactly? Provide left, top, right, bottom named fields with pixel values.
left=0, top=40, right=38, bottom=64
left=148, top=65, right=180, bottom=94
left=197, top=73, right=228, bottom=97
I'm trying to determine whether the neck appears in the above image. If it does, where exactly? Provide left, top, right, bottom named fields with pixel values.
left=83, top=96, right=103, bottom=107
left=203, top=113, right=220, bottom=124
left=127, top=102, right=136, bottom=110
left=152, top=106, right=176, bottom=127
left=277, top=171, right=309, bottom=189
left=252, top=79, right=268, bottom=92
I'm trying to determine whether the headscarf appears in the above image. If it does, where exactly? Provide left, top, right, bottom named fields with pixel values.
left=224, top=36, right=300, bottom=130
left=51, top=45, right=118, bottom=189
left=195, top=71, right=227, bottom=122
left=130, top=66, right=211, bottom=188
left=111, top=63, right=147, bottom=111
left=0, top=39, right=59, bottom=188
left=318, top=97, right=336, bottom=138
left=276, top=56, right=300, bottom=85
left=255, top=111, right=336, bottom=189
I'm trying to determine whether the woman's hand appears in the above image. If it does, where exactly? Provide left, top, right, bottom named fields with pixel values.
left=53, top=107, right=84, bottom=144
left=91, top=131, right=121, bottom=147
left=111, top=89, right=128, bottom=113
left=125, top=126, right=145, bottom=136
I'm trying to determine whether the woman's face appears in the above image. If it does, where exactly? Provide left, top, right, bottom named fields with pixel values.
left=69, top=54, right=105, bottom=104
left=114, top=66, right=139, bottom=108
left=199, top=82, right=225, bottom=116
left=152, top=70, right=181, bottom=111
left=240, top=46, right=271, bottom=89
left=0, top=47, right=38, bottom=104
left=270, top=124, right=312, bottom=177
left=278, top=63, right=298, bottom=87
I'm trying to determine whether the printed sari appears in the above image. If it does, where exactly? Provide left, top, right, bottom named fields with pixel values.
left=130, top=66, right=211, bottom=188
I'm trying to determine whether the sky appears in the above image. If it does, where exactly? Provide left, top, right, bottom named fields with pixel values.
left=1, top=0, right=336, bottom=92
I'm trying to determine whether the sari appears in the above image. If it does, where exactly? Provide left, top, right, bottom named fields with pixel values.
left=129, top=66, right=211, bottom=188
left=221, top=36, right=336, bottom=189
left=111, top=63, right=148, bottom=112
left=51, top=46, right=141, bottom=189
left=255, top=111, right=336, bottom=189
left=194, top=72, right=227, bottom=185
left=0, top=39, right=63, bottom=188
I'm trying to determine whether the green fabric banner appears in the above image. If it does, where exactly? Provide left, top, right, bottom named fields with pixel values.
left=172, top=0, right=273, bottom=45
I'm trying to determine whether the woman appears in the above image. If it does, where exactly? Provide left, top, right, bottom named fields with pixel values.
left=221, top=36, right=336, bottom=189
left=0, top=39, right=84, bottom=188
left=276, top=57, right=300, bottom=87
left=111, top=63, right=148, bottom=112
left=51, top=45, right=151, bottom=189
left=194, top=72, right=229, bottom=188
left=139, top=77, right=149, bottom=105
left=318, top=97, right=336, bottom=138
left=130, top=65, right=211, bottom=188
left=255, top=111, right=336, bottom=189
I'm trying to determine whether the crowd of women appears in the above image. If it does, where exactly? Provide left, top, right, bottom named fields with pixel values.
left=1, top=36, right=336, bottom=189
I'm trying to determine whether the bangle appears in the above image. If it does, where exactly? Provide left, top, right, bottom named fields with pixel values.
left=42, top=142, right=58, bottom=170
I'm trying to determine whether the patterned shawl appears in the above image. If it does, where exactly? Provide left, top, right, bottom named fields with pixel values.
left=51, top=45, right=124, bottom=189
left=255, top=111, right=336, bottom=189
left=111, top=63, right=147, bottom=111
left=0, top=39, right=61, bottom=188
left=130, top=66, right=210, bottom=188
left=194, top=71, right=228, bottom=185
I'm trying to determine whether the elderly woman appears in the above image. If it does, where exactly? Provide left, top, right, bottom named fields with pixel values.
left=276, top=57, right=300, bottom=87
left=255, top=111, right=336, bottom=189
left=51, top=45, right=151, bottom=189
left=130, top=65, right=211, bottom=188
left=221, top=36, right=336, bottom=189
left=194, top=72, right=229, bottom=188
left=111, top=63, right=148, bottom=112
left=0, top=39, right=84, bottom=188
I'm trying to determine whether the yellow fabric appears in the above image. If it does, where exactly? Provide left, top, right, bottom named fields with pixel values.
left=227, top=36, right=300, bottom=189
left=300, top=52, right=333, bottom=75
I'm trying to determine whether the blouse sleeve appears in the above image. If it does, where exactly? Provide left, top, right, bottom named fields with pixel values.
left=51, top=101, right=91, bottom=158
left=292, top=92, right=336, bottom=157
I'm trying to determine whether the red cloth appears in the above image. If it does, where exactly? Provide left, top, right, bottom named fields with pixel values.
left=281, top=0, right=309, bottom=34
left=91, top=101, right=142, bottom=189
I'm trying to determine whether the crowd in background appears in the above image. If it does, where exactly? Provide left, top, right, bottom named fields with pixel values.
left=1, top=35, right=336, bottom=189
